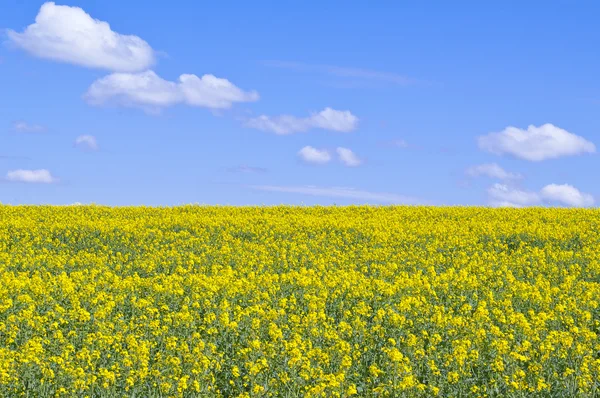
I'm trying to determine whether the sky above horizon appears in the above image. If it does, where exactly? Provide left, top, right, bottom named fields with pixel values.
left=1, top=1, right=599, bottom=206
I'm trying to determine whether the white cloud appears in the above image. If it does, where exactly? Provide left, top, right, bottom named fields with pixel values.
left=487, top=182, right=594, bottom=207
left=487, top=183, right=541, bottom=207
left=7, top=2, right=154, bottom=72
left=74, top=135, right=98, bottom=151
left=466, top=163, right=521, bottom=180
left=336, top=147, right=362, bottom=167
left=245, top=115, right=303, bottom=135
left=12, top=121, right=45, bottom=133
left=84, top=70, right=259, bottom=111
left=6, top=169, right=56, bottom=183
left=310, top=108, right=358, bottom=132
left=478, top=123, right=596, bottom=161
left=85, top=70, right=180, bottom=108
left=179, top=74, right=259, bottom=108
left=246, top=107, right=358, bottom=134
left=540, top=184, right=594, bottom=207
left=251, top=185, right=421, bottom=204
left=298, top=146, right=331, bottom=164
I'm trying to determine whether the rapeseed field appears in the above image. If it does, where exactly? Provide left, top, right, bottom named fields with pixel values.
left=0, top=205, right=599, bottom=397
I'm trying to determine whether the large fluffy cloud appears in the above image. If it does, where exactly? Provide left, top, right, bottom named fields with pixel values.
left=478, top=123, right=595, bottom=161
left=85, top=70, right=259, bottom=111
left=247, top=107, right=358, bottom=134
left=7, top=2, right=154, bottom=72
left=540, top=184, right=594, bottom=207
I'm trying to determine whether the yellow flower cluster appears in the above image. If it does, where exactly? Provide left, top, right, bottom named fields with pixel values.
left=0, top=205, right=599, bottom=397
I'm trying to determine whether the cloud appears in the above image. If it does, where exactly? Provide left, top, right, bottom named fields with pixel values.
left=298, top=146, right=331, bottom=164
left=466, top=163, right=522, bottom=180
left=84, top=70, right=259, bottom=111
left=247, top=107, right=358, bottom=134
left=179, top=73, right=259, bottom=108
left=251, top=185, right=421, bottom=204
left=478, top=123, right=596, bottom=161
left=262, top=60, right=417, bottom=86
left=226, top=165, right=267, bottom=173
left=540, top=184, right=594, bottom=207
left=7, top=2, right=154, bottom=72
left=6, top=169, right=57, bottom=183
left=12, top=121, right=45, bottom=133
left=310, top=108, right=358, bottom=132
left=336, top=147, right=362, bottom=167
left=74, top=135, right=98, bottom=151
left=245, top=115, right=306, bottom=135
left=487, top=182, right=594, bottom=207
left=487, top=183, right=541, bottom=207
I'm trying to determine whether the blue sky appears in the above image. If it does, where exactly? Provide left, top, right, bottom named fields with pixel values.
left=1, top=1, right=599, bottom=206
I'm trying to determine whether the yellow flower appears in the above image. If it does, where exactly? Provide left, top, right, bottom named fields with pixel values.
left=346, top=384, right=358, bottom=395
left=0, top=205, right=598, bottom=396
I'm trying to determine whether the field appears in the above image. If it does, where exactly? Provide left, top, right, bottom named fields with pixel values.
left=1, top=205, right=599, bottom=397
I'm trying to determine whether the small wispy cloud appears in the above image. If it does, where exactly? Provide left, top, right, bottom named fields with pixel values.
left=74, top=135, right=99, bottom=151
left=336, top=147, right=362, bottom=167
left=0, top=154, right=30, bottom=160
left=466, top=163, right=522, bottom=180
left=262, top=60, right=418, bottom=86
left=247, top=107, right=358, bottom=135
left=226, top=165, right=268, bottom=174
left=5, top=169, right=57, bottom=183
left=488, top=183, right=540, bottom=207
left=251, top=184, right=422, bottom=204
left=378, top=139, right=413, bottom=149
left=12, top=121, right=46, bottom=133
